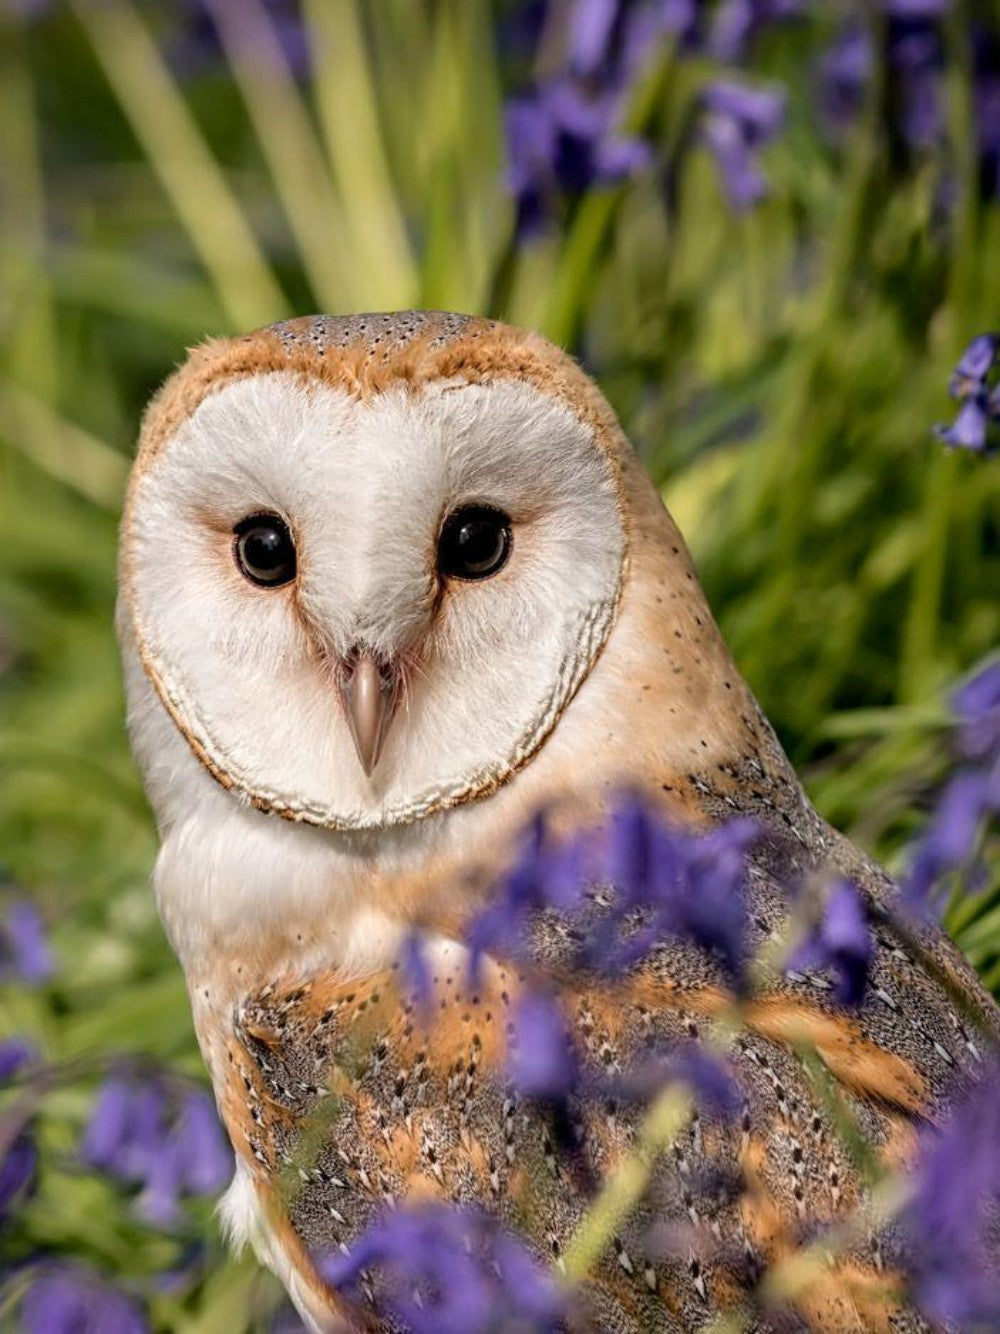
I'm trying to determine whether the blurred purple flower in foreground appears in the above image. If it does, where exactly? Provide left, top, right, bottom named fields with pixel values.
left=467, top=799, right=757, bottom=984
left=937, top=332, right=1000, bottom=453
left=0, top=897, right=53, bottom=985
left=787, top=879, right=873, bottom=1006
left=905, top=658, right=1000, bottom=912
left=0, top=1038, right=38, bottom=1222
left=621, top=1043, right=741, bottom=1116
left=0, top=1036, right=35, bottom=1084
left=953, top=656, right=1000, bottom=768
left=21, top=1265, right=148, bottom=1334
left=702, top=78, right=786, bottom=210
left=902, top=1058, right=1000, bottom=1327
left=0, top=1128, right=37, bottom=1221
left=508, top=990, right=580, bottom=1100
left=82, top=1073, right=232, bottom=1228
left=319, top=1203, right=568, bottom=1334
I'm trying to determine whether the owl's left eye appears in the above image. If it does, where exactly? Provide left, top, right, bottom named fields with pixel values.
left=233, top=514, right=297, bottom=588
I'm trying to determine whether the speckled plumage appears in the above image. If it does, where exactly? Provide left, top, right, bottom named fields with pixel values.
left=119, top=312, right=999, bottom=1332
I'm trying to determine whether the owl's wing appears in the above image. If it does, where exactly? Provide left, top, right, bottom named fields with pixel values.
left=218, top=842, right=985, bottom=1332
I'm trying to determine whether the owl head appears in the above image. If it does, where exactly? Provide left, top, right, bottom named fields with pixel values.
left=119, top=313, right=646, bottom=835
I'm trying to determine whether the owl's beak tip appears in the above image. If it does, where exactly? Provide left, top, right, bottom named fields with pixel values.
left=340, top=649, right=399, bottom=778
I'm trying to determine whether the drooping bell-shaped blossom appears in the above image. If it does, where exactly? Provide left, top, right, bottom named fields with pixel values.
left=318, top=1203, right=568, bottom=1334
left=20, top=1265, right=149, bottom=1334
left=81, top=1071, right=232, bottom=1229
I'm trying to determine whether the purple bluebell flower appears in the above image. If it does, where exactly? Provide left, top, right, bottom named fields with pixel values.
left=904, top=769, right=992, bottom=912
left=936, top=333, right=1000, bottom=452
left=952, top=658, right=1000, bottom=767
left=594, top=801, right=757, bottom=979
left=82, top=1072, right=231, bottom=1228
left=819, top=8, right=1000, bottom=213
left=0, top=899, right=53, bottom=985
left=787, top=879, right=873, bottom=1006
left=818, top=23, right=871, bottom=137
left=936, top=394, right=991, bottom=451
left=948, top=333, right=999, bottom=399
left=886, top=0, right=948, bottom=15
left=135, top=1136, right=185, bottom=1229
left=902, top=1059, right=1000, bottom=1326
left=709, top=0, right=805, bottom=64
left=702, top=80, right=786, bottom=211
left=508, top=991, right=580, bottom=1101
left=506, top=79, right=651, bottom=234
left=568, top=0, right=621, bottom=76
left=466, top=815, right=591, bottom=975
left=0, top=1127, right=37, bottom=1220
left=468, top=801, right=756, bottom=986
left=21, top=1265, right=149, bottom=1334
left=567, top=0, right=703, bottom=79
left=667, top=1045, right=741, bottom=1115
left=318, top=1203, right=567, bottom=1333
left=0, top=1037, right=35, bottom=1084
left=175, top=1088, right=232, bottom=1195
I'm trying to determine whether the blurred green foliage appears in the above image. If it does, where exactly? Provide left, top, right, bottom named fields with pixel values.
left=0, top=1, right=998, bottom=1328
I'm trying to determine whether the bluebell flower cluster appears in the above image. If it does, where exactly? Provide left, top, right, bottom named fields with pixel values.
left=468, top=799, right=757, bottom=984
left=936, top=333, right=1000, bottom=453
left=820, top=3, right=1000, bottom=203
left=81, top=1070, right=232, bottom=1229
left=20, top=1264, right=149, bottom=1334
left=504, top=0, right=800, bottom=232
left=902, top=1056, right=1000, bottom=1327
left=318, top=1203, right=569, bottom=1333
left=905, top=656, right=1000, bottom=911
left=505, top=66, right=652, bottom=234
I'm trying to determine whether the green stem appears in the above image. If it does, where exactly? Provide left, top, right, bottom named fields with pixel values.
left=561, top=1083, right=692, bottom=1281
left=0, top=15, right=59, bottom=401
left=543, top=47, right=677, bottom=347
left=71, top=0, right=287, bottom=331
left=201, top=0, right=355, bottom=313
left=0, top=380, right=128, bottom=509
left=304, top=0, right=418, bottom=309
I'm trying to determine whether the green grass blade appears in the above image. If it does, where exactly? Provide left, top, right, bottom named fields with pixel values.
left=0, top=381, right=128, bottom=509
left=70, top=0, right=287, bottom=331
left=201, top=0, right=358, bottom=313
left=303, top=0, right=418, bottom=310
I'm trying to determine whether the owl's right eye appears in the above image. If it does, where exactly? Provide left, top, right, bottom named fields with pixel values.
left=233, top=514, right=297, bottom=588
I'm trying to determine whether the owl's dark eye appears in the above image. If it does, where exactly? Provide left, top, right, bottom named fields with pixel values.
left=233, top=513, right=297, bottom=588
left=437, top=505, right=512, bottom=581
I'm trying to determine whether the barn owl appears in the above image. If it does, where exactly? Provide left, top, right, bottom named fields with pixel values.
left=119, top=312, right=996, bottom=1331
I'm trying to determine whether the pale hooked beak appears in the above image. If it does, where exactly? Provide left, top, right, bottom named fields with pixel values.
left=339, top=649, right=400, bottom=777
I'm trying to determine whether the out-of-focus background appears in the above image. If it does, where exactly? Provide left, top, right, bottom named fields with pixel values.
left=0, top=1, right=998, bottom=1328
